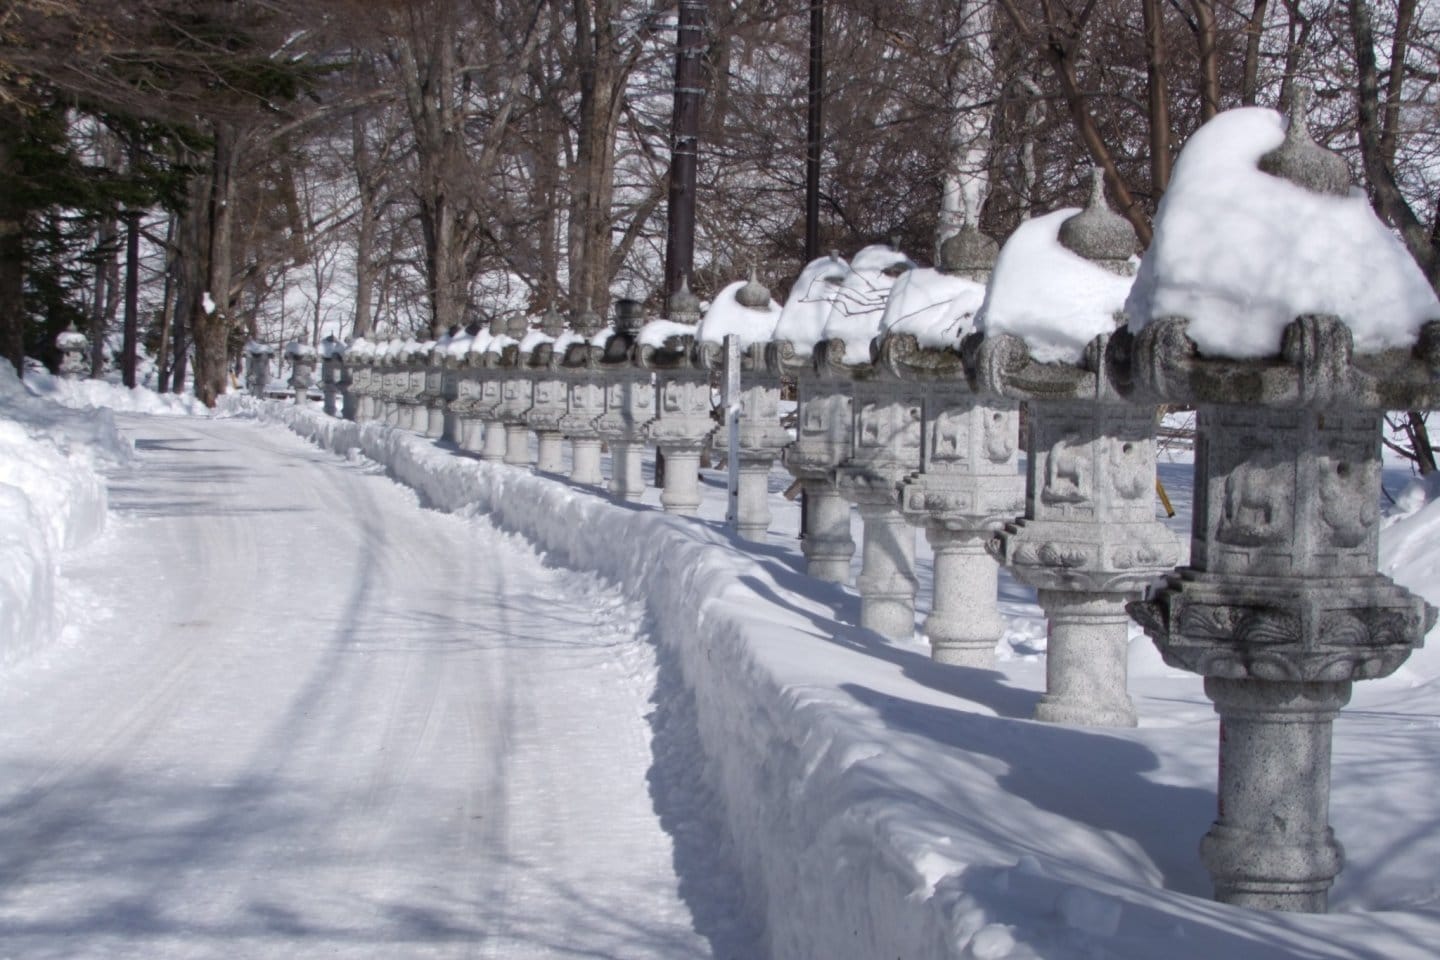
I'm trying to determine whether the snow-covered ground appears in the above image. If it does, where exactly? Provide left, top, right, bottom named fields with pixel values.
left=4, top=373, right=1440, bottom=959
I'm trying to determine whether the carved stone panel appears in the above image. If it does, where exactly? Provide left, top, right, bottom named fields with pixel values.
left=1194, top=407, right=1381, bottom=579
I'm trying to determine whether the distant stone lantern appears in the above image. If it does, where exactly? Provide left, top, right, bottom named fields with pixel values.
left=560, top=302, right=607, bottom=486
left=244, top=341, right=273, bottom=395
left=319, top=336, right=345, bottom=416
left=764, top=254, right=857, bottom=581
left=500, top=312, right=535, bottom=466
left=595, top=298, right=655, bottom=500
left=526, top=306, right=571, bottom=474
left=641, top=287, right=714, bottom=516
left=696, top=268, right=789, bottom=540
left=284, top=340, right=317, bottom=403
left=878, top=231, right=1026, bottom=667
left=979, top=170, right=1180, bottom=726
left=57, top=325, right=90, bottom=380
left=1126, top=91, right=1440, bottom=912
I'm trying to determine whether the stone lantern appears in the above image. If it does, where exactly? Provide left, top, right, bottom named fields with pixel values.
left=819, top=247, right=926, bottom=640
left=396, top=340, right=429, bottom=430
left=319, top=335, right=345, bottom=417
left=354, top=340, right=380, bottom=422
left=380, top=340, right=402, bottom=425
left=497, top=313, right=535, bottom=466
left=471, top=316, right=511, bottom=462
left=244, top=340, right=273, bottom=395
left=768, top=333, right=855, bottom=581
left=872, top=268, right=1025, bottom=666
left=700, top=271, right=789, bottom=540
left=873, top=235, right=1024, bottom=666
left=826, top=346, right=924, bottom=639
left=765, top=252, right=869, bottom=583
left=1125, top=94, right=1439, bottom=911
left=526, top=306, right=571, bottom=474
left=411, top=338, right=445, bottom=437
left=342, top=339, right=370, bottom=420
left=559, top=303, right=607, bottom=486
left=978, top=173, right=1180, bottom=726
left=594, top=297, right=655, bottom=500
left=641, top=323, right=713, bottom=516
left=446, top=323, right=483, bottom=451
left=56, top=324, right=90, bottom=379
left=284, top=340, right=316, bottom=403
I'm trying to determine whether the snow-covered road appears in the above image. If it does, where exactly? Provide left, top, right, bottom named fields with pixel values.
left=0, top=415, right=733, bottom=959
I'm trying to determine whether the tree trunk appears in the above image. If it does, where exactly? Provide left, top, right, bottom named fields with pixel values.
left=938, top=0, right=994, bottom=252
left=88, top=216, right=116, bottom=377
left=1407, top=412, right=1437, bottom=475
left=192, top=124, right=238, bottom=406
left=1191, top=0, right=1220, bottom=121
left=156, top=215, right=177, bottom=392
left=352, top=111, right=377, bottom=339
left=1142, top=0, right=1172, bottom=197
left=1350, top=0, right=1437, bottom=287
left=1242, top=0, right=1268, bottom=105
left=0, top=107, right=24, bottom=376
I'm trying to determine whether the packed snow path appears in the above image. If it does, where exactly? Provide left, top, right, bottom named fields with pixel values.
left=0, top=415, right=737, bottom=959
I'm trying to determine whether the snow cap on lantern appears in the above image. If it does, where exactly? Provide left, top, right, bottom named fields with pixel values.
left=820, top=243, right=915, bottom=365
left=772, top=252, right=851, bottom=357
left=878, top=267, right=985, bottom=350
left=698, top=267, right=781, bottom=349
left=976, top=175, right=1137, bottom=365
left=1126, top=91, right=1440, bottom=359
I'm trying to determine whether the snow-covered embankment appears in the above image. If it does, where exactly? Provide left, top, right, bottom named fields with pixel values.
left=254, top=399, right=977, bottom=958
left=0, top=368, right=119, bottom=664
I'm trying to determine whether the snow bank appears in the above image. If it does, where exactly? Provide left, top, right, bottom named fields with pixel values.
left=979, top=209, right=1134, bottom=363
left=1126, top=107, right=1440, bottom=357
left=25, top=367, right=212, bottom=417
left=0, top=366, right=117, bottom=665
left=245, top=399, right=1434, bottom=960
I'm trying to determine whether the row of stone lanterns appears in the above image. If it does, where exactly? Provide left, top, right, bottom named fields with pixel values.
left=310, top=95, right=1437, bottom=915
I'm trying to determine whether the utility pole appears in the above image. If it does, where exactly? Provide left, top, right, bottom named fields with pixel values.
left=664, top=0, right=707, bottom=313
left=805, top=0, right=825, bottom=263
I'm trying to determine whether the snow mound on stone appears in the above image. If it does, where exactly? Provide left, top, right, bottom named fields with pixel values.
left=822, top=245, right=915, bottom=364
left=698, top=280, right=781, bottom=348
left=880, top=268, right=986, bottom=347
left=979, top=209, right=1133, bottom=363
left=1126, top=107, right=1440, bottom=357
left=774, top=254, right=851, bottom=356
left=638, top=319, right=698, bottom=349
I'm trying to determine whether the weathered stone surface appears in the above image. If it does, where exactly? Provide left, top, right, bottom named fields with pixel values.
left=647, top=375, right=713, bottom=516
left=979, top=331, right=1177, bottom=726
left=833, top=369, right=924, bottom=639
left=1127, top=309, right=1437, bottom=912
left=594, top=374, right=654, bottom=502
left=1258, top=86, right=1351, bottom=198
left=1197, top=678, right=1348, bottom=912
left=938, top=225, right=999, bottom=284
left=1057, top=168, right=1138, bottom=276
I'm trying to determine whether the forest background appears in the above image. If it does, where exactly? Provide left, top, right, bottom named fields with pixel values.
left=0, top=0, right=1434, bottom=464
